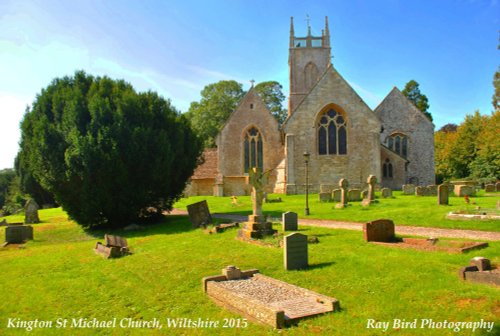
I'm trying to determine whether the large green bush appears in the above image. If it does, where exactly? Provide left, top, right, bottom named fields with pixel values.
left=19, top=71, right=202, bottom=228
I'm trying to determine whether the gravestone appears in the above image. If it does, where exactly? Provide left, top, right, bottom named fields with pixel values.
left=361, top=190, right=368, bottom=199
left=427, top=185, right=438, bottom=196
left=282, top=211, right=298, bottom=231
left=361, top=175, right=377, bottom=206
left=484, top=184, right=495, bottom=193
left=381, top=188, right=392, bottom=198
left=496, top=182, right=500, bottom=192
left=455, top=185, right=474, bottom=197
left=284, top=233, right=308, bottom=270
left=0, top=219, right=7, bottom=226
left=438, top=184, right=449, bottom=205
left=415, top=186, right=425, bottom=196
left=5, top=225, right=34, bottom=244
left=331, top=189, right=341, bottom=202
left=238, top=168, right=276, bottom=239
left=335, top=178, right=349, bottom=208
left=24, top=199, right=40, bottom=224
left=187, top=200, right=212, bottom=228
left=318, top=192, right=331, bottom=202
left=320, top=184, right=334, bottom=193
left=470, top=257, right=491, bottom=271
left=402, top=184, right=415, bottom=195
left=95, top=234, right=131, bottom=259
left=363, top=219, right=395, bottom=242
left=348, top=189, right=361, bottom=201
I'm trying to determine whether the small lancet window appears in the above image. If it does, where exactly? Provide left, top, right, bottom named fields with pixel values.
left=383, top=158, right=393, bottom=178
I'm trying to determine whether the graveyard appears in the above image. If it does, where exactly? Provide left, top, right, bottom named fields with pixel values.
left=0, top=191, right=499, bottom=335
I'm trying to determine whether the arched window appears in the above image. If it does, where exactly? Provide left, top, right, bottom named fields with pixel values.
left=317, top=107, right=347, bottom=155
left=383, top=158, right=393, bottom=178
left=244, top=127, right=263, bottom=173
left=304, top=62, right=319, bottom=89
left=387, top=133, right=408, bottom=158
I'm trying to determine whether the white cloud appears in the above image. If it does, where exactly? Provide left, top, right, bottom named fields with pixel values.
left=348, top=81, right=383, bottom=109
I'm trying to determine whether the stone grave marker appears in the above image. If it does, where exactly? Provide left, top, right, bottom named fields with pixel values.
left=348, top=189, right=361, bottom=201
left=402, top=184, right=415, bottom=195
left=282, top=211, right=298, bottom=231
left=361, top=190, right=368, bottom=198
left=24, top=199, right=40, bottom=224
left=381, top=188, right=392, bottom=198
left=331, top=189, right=341, bottom=202
left=361, top=175, right=377, bottom=206
left=455, top=185, right=474, bottom=197
left=438, top=184, right=449, bottom=205
left=427, top=185, right=438, bottom=196
left=5, top=225, right=34, bottom=244
left=318, top=192, right=331, bottom=202
left=94, top=234, right=131, bottom=259
left=319, top=184, right=334, bottom=193
left=415, top=186, right=425, bottom=196
left=187, top=200, right=212, bottom=228
left=484, top=184, right=495, bottom=193
left=363, top=219, right=395, bottom=242
left=335, top=178, right=349, bottom=208
left=284, top=233, right=308, bottom=270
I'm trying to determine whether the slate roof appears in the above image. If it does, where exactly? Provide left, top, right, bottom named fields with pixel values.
left=191, top=148, right=218, bottom=179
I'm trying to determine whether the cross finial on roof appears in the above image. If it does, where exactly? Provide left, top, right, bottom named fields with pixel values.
left=306, top=14, right=311, bottom=35
left=250, top=79, right=255, bottom=88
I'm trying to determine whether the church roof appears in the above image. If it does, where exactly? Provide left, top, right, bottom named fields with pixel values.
left=375, top=87, right=434, bottom=128
left=191, top=148, right=218, bottom=180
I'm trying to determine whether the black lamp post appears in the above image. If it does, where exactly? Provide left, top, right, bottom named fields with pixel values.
left=303, top=151, right=310, bottom=216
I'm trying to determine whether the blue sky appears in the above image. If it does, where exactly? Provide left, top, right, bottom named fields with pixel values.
left=0, top=0, right=498, bottom=169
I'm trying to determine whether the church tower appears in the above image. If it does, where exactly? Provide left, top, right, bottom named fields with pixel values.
left=288, top=16, right=332, bottom=114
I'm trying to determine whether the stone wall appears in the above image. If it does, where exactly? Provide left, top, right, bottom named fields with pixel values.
left=375, top=87, right=435, bottom=186
left=284, top=66, right=381, bottom=194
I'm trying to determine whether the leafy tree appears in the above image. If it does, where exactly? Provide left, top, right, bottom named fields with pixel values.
left=19, top=71, right=202, bottom=229
left=15, top=153, right=56, bottom=207
left=254, top=81, right=287, bottom=124
left=402, top=80, right=432, bottom=121
left=185, top=80, right=244, bottom=148
left=493, top=68, right=500, bottom=111
left=470, top=110, right=500, bottom=181
left=438, top=123, right=458, bottom=133
left=0, top=168, right=15, bottom=208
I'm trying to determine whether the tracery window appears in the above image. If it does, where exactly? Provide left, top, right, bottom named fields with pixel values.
left=317, top=108, right=347, bottom=155
left=387, top=133, right=408, bottom=158
left=244, top=127, right=263, bottom=173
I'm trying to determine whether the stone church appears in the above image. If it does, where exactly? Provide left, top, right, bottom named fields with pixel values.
left=186, top=17, right=435, bottom=196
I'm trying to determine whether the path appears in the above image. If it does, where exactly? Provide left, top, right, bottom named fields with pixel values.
left=170, top=209, right=500, bottom=241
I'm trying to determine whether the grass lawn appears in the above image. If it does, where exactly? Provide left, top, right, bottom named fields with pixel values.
left=0, top=208, right=499, bottom=335
left=174, top=191, right=500, bottom=232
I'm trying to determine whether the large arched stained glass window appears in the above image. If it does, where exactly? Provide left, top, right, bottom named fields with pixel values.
left=318, top=108, right=347, bottom=155
left=244, top=127, right=263, bottom=173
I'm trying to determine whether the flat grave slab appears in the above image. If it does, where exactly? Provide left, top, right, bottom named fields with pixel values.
left=372, top=237, right=488, bottom=254
left=203, top=266, right=339, bottom=328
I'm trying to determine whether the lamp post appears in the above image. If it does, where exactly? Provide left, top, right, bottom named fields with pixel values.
left=303, top=151, right=310, bottom=216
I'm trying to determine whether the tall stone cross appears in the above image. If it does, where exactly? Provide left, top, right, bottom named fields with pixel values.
left=335, top=178, right=349, bottom=208
left=367, top=175, right=377, bottom=201
left=248, top=167, right=270, bottom=217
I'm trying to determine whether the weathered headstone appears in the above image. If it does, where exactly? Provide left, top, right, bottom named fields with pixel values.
left=24, top=199, right=40, bottom=224
left=427, top=185, right=437, bottom=196
left=187, top=200, right=212, bottom=228
left=284, top=233, right=308, bottom=270
left=402, top=184, right=415, bottom=195
left=282, top=211, right=298, bottom=231
left=455, top=185, right=474, bottom=197
left=348, top=189, right=361, bottom=201
left=415, top=186, right=425, bottom=196
left=94, top=234, right=131, bottom=259
left=361, top=175, right=377, bottom=206
left=331, top=189, right=341, bottom=202
left=438, top=184, right=449, bottom=205
left=381, top=188, right=392, bottom=198
left=335, top=178, right=349, bottom=208
left=318, top=192, right=331, bottom=202
left=470, top=257, right=491, bottom=272
left=363, top=219, right=395, bottom=242
left=484, top=184, right=495, bottom=193
left=5, top=225, right=34, bottom=244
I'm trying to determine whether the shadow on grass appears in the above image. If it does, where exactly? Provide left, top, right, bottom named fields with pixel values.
left=83, top=215, right=195, bottom=239
left=307, top=261, right=336, bottom=270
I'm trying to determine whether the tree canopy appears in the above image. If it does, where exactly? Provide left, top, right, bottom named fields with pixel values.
left=185, top=80, right=287, bottom=148
left=19, top=71, right=202, bottom=228
left=402, top=80, right=432, bottom=122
